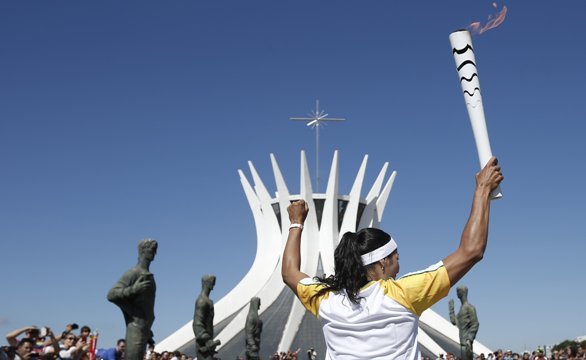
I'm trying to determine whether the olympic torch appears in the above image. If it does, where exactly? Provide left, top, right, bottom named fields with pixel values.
left=450, top=29, right=502, bottom=199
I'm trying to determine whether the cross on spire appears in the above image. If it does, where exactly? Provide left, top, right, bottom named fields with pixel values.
left=290, top=100, right=346, bottom=192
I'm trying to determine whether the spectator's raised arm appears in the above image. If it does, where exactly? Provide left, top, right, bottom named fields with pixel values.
left=5, top=326, right=36, bottom=347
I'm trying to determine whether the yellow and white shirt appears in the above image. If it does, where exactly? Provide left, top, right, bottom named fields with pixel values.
left=297, top=261, right=451, bottom=360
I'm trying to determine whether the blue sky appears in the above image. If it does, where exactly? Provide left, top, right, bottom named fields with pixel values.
left=1, top=0, right=585, bottom=354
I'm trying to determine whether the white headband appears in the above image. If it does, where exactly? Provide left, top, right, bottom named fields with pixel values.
left=361, top=238, right=397, bottom=265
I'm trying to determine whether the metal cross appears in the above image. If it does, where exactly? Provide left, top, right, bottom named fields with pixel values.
left=290, top=100, right=346, bottom=192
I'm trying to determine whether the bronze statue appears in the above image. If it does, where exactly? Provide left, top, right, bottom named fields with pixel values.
left=245, top=297, right=262, bottom=360
left=107, top=238, right=157, bottom=360
left=193, top=275, right=220, bottom=360
left=449, top=285, right=479, bottom=360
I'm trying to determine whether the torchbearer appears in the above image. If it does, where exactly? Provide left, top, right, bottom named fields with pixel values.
left=450, top=29, right=502, bottom=199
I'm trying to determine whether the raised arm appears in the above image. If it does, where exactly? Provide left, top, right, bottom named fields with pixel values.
left=73, top=338, right=90, bottom=360
left=5, top=326, right=35, bottom=347
left=443, top=156, right=504, bottom=286
left=281, top=200, right=309, bottom=296
left=46, top=328, right=61, bottom=357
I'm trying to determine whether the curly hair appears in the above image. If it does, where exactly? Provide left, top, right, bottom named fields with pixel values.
left=312, top=228, right=392, bottom=304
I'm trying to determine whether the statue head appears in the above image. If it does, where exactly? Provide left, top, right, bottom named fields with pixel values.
left=251, top=297, right=261, bottom=310
left=456, top=285, right=468, bottom=300
left=138, top=238, right=158, bottom=262
left=202, top=274, right=216, bottom=290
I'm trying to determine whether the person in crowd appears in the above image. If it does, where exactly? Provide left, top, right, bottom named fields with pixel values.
left=6, top=326, right=60, bottom=358
left=576, top=342, right=586, bottom=359
left=57, top=333, right=88, bottom=360
left=95, top=339, right=125, bottom=360
left=13, top=338, right=35, bottom=360
left=566, top=347, right=577, bottom=360
left=1, top=345, right=17, bottom=360
left=35, top=328, right=60, bottom=360
left=44, top=324, right=78, bottom=346
left=5, top=327, right=39, bottom=348
left=145, top=341, right=155, bottom=360
left=78, top=327, right=91, bottom=344
left=282, top=157, right=503, bottom=359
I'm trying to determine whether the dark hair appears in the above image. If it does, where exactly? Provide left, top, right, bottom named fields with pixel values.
left=80, top=326, right=91, bottom=332
left=17, top=338, right=35, bottom=349
left=312, top=228, right=391, bottom=304
left=117, top=339, right=126, bottom=346
left=1, top=346, right=17, bottom=357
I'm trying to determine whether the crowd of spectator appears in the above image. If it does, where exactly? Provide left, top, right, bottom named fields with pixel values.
left=0, top=323, right=202, bottom=360
left=2, top=324, right=584, bottom=360
left=267, top=348, right=301, bottom=359
left=427, top=345, right=586, bottom=360
left=1, top=324, right=98, bottom=360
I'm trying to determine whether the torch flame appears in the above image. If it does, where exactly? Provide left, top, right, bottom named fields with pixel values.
left=468, top=3, right=508, bottom=35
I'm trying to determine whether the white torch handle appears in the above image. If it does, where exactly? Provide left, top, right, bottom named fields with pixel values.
left=450, top=29, right=502, bottom=199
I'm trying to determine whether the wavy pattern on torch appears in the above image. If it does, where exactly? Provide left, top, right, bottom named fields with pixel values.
left=459, top=73, right=478, bottom=84
left=463, top=87, right=481, bottom=97
left=452, top=44, right=474, bottom=55
left=457, top=59, right=477, bottom=71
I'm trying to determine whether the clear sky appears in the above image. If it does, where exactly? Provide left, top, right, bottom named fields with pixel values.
left=1, top=0, right=585, bottom=355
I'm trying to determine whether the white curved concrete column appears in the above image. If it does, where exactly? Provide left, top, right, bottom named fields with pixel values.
left=338, top=155, right=368, bottom=238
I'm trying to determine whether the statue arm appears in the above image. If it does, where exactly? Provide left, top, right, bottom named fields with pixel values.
left=466, top=307, right=479, bottom=340
left=448, top=299, right=457, bottom=326
left=245, top=327, right=255, bottom=348
left=107, top=277, right=134, bottom=303
left=245, top=318, right=258, bottom=348
left=256, top=321, right=263, bottom=344
left=107, top=271, right=147, bottom=304
left=193, top=301, right=211, bottom=342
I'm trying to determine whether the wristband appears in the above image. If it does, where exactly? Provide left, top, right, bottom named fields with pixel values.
left=289, top=223, right=304, bottom=230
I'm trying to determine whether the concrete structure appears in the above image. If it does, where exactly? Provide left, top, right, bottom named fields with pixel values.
left=156, top=151, right=492, bottom=359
